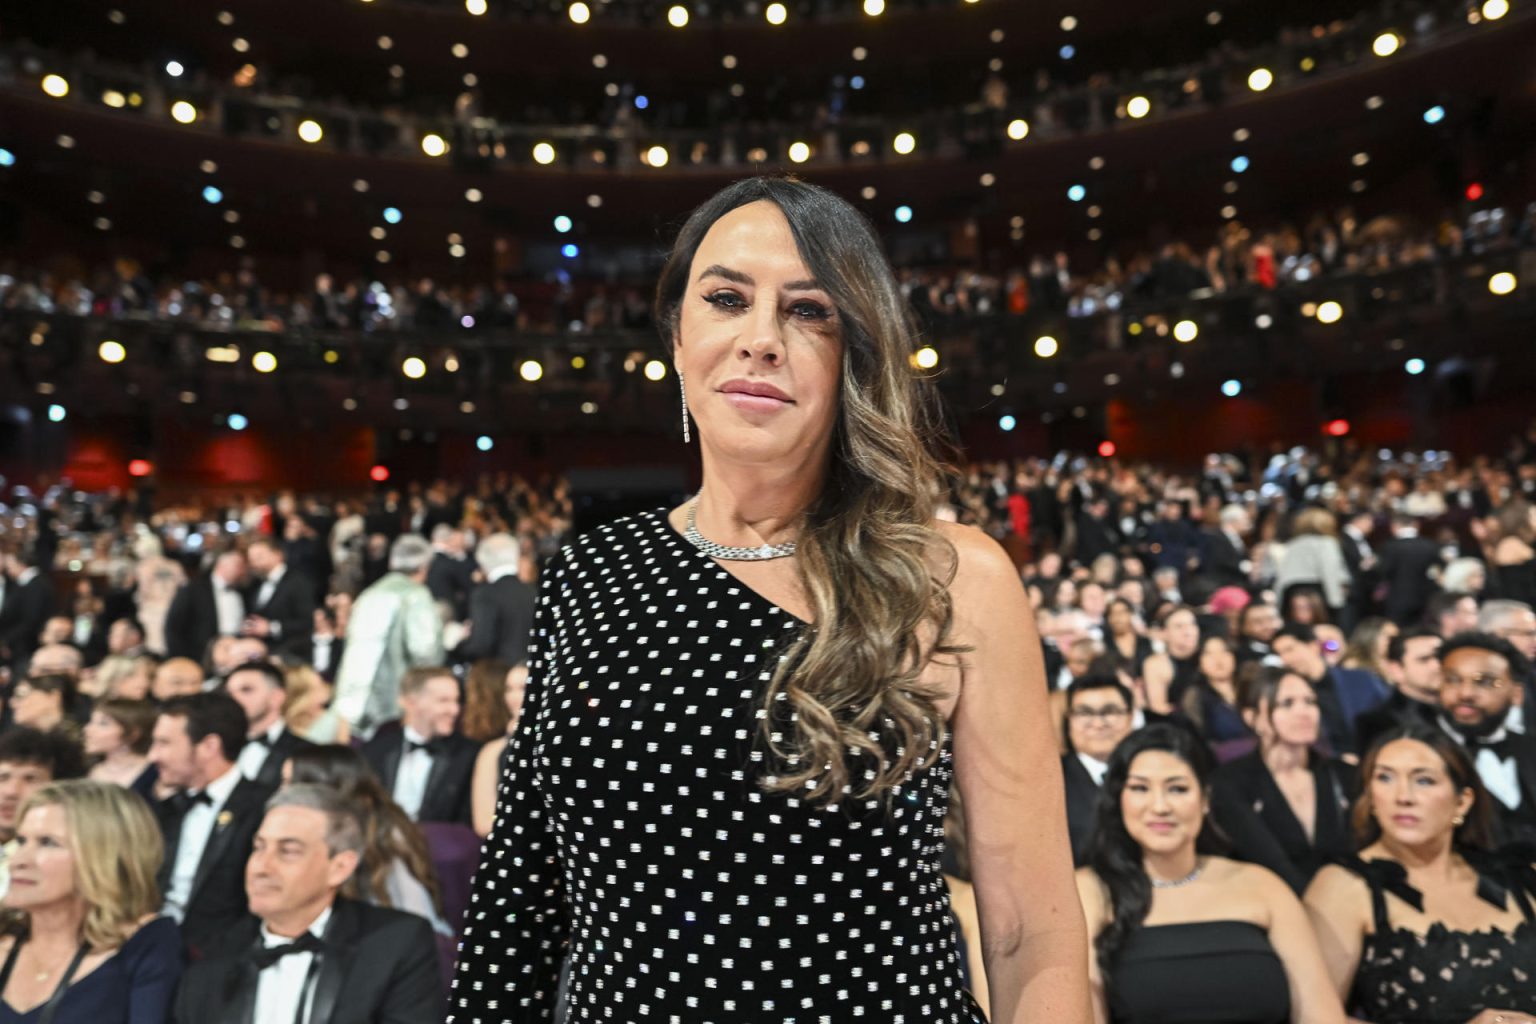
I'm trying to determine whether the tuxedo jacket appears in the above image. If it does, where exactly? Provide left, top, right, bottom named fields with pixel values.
left=0, top=573, right=56, bottom=667
left=247, top=569, right=316, bottom=658
left=1473, top=729, right=1536, bottom=845
left=456, top=574, right=536, bottom=666
left=165, top=576, right=243, bottom=662
left=1354, top=690, right=1439, bottom=753
left=250, top=727, right=319, bottom=790
left=1375, top=535, right=1441, bottom=625
left=426, top=553, right=476, bottom=622
left=172, top=897, right=442, bottom=1024
left=1061, top=754, right=1103, bottom=866
left=1211, top=751, right=1359, bottom=893
left=1201, top=529, right=1249, bottom=588
left=361, top=721, right=478, bottom=825
left=155, top=776, right=275, bottom=958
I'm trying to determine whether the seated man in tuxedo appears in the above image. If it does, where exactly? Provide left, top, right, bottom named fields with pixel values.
left=1355, top=628, right=1443, bottom=751
left=225, top=661, right=317, bottom=788
left=361, top=666, right=477, bottom=825
left=173, top=784, right=442, bottom=1024
left=1061, top=673, right=1137, bottom=864
left=1434, top=631, right=1536, bottom=843
left=1272, top=623, right=1391, bottom=759
left=149, top=691, right=274, bottom=956
left=243, top=537, right=316, bottom=660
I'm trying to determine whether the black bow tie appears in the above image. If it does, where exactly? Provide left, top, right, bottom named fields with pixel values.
left=406, top=738, right=443, bottom=757
left=1475, top=736, right=1515, bottom=760
left=250, top=931, right=325, bottom=970
left=171, top=790, right=213, bottom=815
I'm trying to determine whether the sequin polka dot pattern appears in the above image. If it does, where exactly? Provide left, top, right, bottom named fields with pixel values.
left=449, top=508, right=986, bottom=1023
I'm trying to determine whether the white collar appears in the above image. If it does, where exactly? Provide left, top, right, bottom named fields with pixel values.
left=261, top=721, right=285, bottom=745
left=194, top=763, right=244, bottom=806
left=262, top=565, right=287, bottom=586
left=260, top=903, right=334, bottom=948
left=487, top=565, right=520, bottom=584
left=1076, top=751, right=1110, bottom=784
left=15, top=568, right=38, bottom=586
left=402, top=724, right=430, bottom=746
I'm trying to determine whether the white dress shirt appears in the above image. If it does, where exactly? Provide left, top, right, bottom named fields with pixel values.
left=238, top=721, right=286, bottom=782
left=1076, top=752, right=1110, bottom=787
left=393, top=726, right=435, bottom=821
left=255, top=565, right=287, bottom=637
left=1439, top=717, right=1522, bottom=810
left=213, top=577, right=245, bottom=636
left=253, top=904, right=333, bottom=1024
left=163, top=764, right=244, bottom=921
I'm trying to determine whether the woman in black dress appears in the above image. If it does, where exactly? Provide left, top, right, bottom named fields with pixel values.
left=1075, top=724, right=1343, bottom=1024
left=1304, top=724, right=1536, bottom=1023
left=449, top=177, right=1089, bottom=1023
left=1212, top=666, right=1359, bottom=893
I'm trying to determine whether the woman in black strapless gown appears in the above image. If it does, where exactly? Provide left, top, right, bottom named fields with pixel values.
left=1075, top=723, right=1344, bottom=1024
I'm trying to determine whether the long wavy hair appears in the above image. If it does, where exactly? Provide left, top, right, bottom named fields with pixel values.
left=1351, top=723, right=1496, bottom=851
left=286, top=745, right=443, bottom=916
left=1085, top=723, right=1226, bottom=975
left=655, top=176, right=967, bottom=806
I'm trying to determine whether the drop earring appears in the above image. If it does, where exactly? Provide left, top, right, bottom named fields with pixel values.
left=679, top=371, right=692, bottom=443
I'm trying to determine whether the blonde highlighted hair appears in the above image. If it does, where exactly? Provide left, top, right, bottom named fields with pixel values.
left=15, top=780, right=163, bottom=949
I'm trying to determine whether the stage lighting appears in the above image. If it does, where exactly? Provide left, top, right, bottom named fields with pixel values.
left=913, top=346, right=939, bottom=369
left=227, top=413, right=249, bottom=431
left=1247, top=68, right=1273, bottom=91
left=202, top=186, right=223, bottom=203
left=999, top=415, right=1017, bottom=432
left=1126, top=95, right=1150, bottom=119
left=1423, top=105, right=1445, bottom=124
left=1034, top=336, right=1059, bottom=358
left=519, top=360, right=544, bottom=381
left=569, top=1, right=590, bottom=22
left=1489, top=272, right=1517, bottom=295
left=466, top=0, right=488, bottom=13
left=171, top=101, right=197, bottom=124
left=1466, top=182, right=1485, bottom=201
left=41, top=75, right=69, bottom=98
left=1007, top=118, right=1029, bottom=140
left=1482, top=0, right=1509, bottom=18
left=864, top=0, right=885, bottom=14
left=562, top=243, right=579, bottom=258
left=894, top=205, right=913, bottom=223
left=1405, top=358, right=1425, bottom=375
left=553, top=215, right=573, bottom=233
left=421, top=133, right=447, bottom=157
left=252, top=351, right=277, bottom=373
left=1316, top=301, right=1343, bottom=323
left=644, top=360, right=667, bottom=381
left=166, top=61, right=185, bottom=77
left=99, top=340, right=126, bottom=363
left=402, top=357, right=426, bottom=379
left=1098, top=441, right=1116, bottom=458
left=1173, top=320, right=1198, bottom=342
left=47, top=405, right=66, bottom=423
left=893, top=132, right=916, bottom=154
left=370, top=465, right=390, bottom=482
left=298, top=119, right=324, bottom=143
left=1372, top=32, right=1401, bottom=56
left=765, top=3, right=787, bottom=24
left=645, top=145, right=670, bottom=167
left=668, top=5, right=689, bottom=26
left=1222, top=379, right=1242, bottom=397
left=1068, top=185, right=1086, bottom=202
left=476, top=436, right=494, bottom=451
left=788, top=141, right=811, bottom=163
left=0, top=149, right=14, bottom=167
left=1060, top=45, right=1075, bottom=59
left=383, top=206, right=403, bottom=224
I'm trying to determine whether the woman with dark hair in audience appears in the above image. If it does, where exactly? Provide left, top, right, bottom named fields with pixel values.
left=0, top=780, right=179, bottom=1023
left=459, top=658, right=513, bottom=745
left=82, top=698, right=157, bottom=799
left=1142, top=605, right=1204, bottom=714
left=1212, top=667, right=1359, bottom=893
left=1177, top=634, right=1251, bottom=747
left=1283, top=588, right=1331, bottom=628
left=1103, top=598, right=1153, bottom=681
left=1075, top=722, right=1343, bottom=1023
left=470, top=663, right=527, bottom=838
left=283, top=744, right=452, bottom=937
left=1304, top=724, right=1536, bottom=1023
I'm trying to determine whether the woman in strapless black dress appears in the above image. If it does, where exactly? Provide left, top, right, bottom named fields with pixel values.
left=1304, top=723, right=1536, bottom=1024
left=1075, top=723, right=1344, bottom=1024
left=449, top=177, right=1089, bottom=1023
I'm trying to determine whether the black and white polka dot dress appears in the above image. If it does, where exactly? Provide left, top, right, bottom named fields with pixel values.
left=450, top=508, right=986, bottom=1023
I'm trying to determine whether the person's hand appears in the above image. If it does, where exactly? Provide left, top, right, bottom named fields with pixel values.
left=242, top=615, right=272, bottom=637
left=1467, top=1010, right=1536, bottom=1024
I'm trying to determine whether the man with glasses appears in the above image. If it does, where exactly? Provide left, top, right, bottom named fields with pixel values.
left=1479, top=599, right=1536, bottom=734
left=1061, top=672, right=1138, bottom=863
left=1435, top=631, right=1536, bottom=842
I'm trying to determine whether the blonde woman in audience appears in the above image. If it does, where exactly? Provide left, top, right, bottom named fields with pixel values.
left=470, top=663, right=528, bottom=838
left=83, top=698, right=157, bottom=798
left=89, top=656, right=153, bottom=702
left=281, top=664, right=349, bottom=745
left=0, top=780, right=180, bottom=1022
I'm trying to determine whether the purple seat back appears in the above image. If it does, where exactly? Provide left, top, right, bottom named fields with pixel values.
left=420, top=822, right=483, bottom=933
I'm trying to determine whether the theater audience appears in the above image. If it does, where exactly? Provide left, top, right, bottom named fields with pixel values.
left=1434, top=632, right=1536, bottom=843
left=148, top=691, right=273, bottom=956
left=470, top=663, right=528, bottom=838
left=242, top=537, right=315, bottom=661
left=1074, top=723, right=1343, bottom=1023
left=224, top=662, right=317, bottom=788
left=1272, top=624, right=1391, bottom=759
left=335, top=535, right=445, bottom=737
left=1061, top=674, right=1136, bottom=866
left=455, top=533, right=536, bottom=667
left=1304, top=724, right=1536, bottom=1022
left=162, top=550, right=247, bottom=662
left=0, top=781, right=180, bottom=1024
left=1354, top=628, right=1443, bottom=752
left=84, top=698, right=157, bottom=799
left=282, top=664, right=350, bottom=745
left=0, top=729, right=86, bottom=900
left=1213, top=667, right=1360, bottom=893
left=0, top=552, right=55, bottom=671
left=284, top=746, right=451, bottom=936
left=361, top=667, right=476, bottom=825
left=173, top=784, right=441, bottom=1024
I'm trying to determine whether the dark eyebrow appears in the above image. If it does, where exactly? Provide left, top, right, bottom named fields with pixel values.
left=695, top=264, right=822, bottom=292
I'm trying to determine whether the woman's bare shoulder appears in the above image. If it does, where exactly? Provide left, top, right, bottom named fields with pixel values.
left=932, top=521, right=1020, bottom=589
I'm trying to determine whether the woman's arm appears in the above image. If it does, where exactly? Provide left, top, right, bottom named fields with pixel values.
left=945, top=524, right=1092, bottom=1024
left=1244, top=866, right=1346, bottom=1024
left=471, top=737, right=507, bottom=838
left=1302, top=865, right=1369, bottom=1004
left=945, top=873, right=991, bottom=1017
left=1141, top=653, right=1175, bottom=714
left=1073, top=870, right=1110, bottom=1024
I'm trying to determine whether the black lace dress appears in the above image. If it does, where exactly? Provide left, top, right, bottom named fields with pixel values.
left=449, top=510, right=987, bottom=1023
left=1337, top=852, right=1536, bottom=1023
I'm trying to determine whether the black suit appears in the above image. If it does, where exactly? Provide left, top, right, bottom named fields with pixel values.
left=1201, top=529, right=1248, bottom=588
left=248, top=727, right=319, bottom=790
left=1355, top=690, right=1439, bottom=753
left=361, top=722, right=477, bottom=825
left=156, top=774, right=274, bottom=957
left=173, top=897, right=443, bottom=1024
left=1211, top=751, right=1359, bottom=893
left=0, top=572, right=55, bottom=668
left=165, top=576, right=243, bottom=662
left=1061, top=754, right=1104, bottom=866
left=456, top=575, right=536, bottom=666
left=426, top=553, right=476, bottom=621
left=1456, top=727, right=1536, bottom=845
left=1376, top=534, right=1441, bottom=625
left=248, top=568, right=316, bottom=658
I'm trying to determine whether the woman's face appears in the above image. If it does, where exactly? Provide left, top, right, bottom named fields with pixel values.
left=112, top=666, right=151, bottom=702
left=673, top=201, right=844, bottom=470
left=1368, top=739, right=1472, bottom=848
left=1054, top=580, right=1078, bottom=610
left=1106, top=602, right=1133, bottom=634
left=1121, top=749, right=1206, bottom=856
left=1266, top=673, right=1320, bottom=748
left=3, top=804, right=76, bottom=911
left=505, top=665, right=529, bottom=724
left=83, top=711, right=128, bottom=757
left=1198, top=638, right=1235, bottom=682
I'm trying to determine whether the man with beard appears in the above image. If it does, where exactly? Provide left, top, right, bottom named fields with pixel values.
left=1435, top=632, right=1536, bottom=843
left=1355, top=627, right=1443, bottom=751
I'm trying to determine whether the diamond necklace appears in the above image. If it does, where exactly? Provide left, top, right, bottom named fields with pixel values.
left=1150, top=860, right=1204, bottom=889
left=683, top=502, right=798, bottom=561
